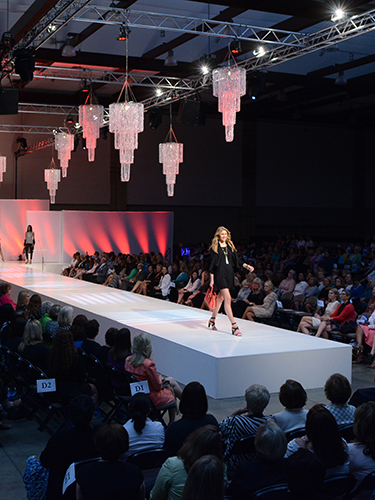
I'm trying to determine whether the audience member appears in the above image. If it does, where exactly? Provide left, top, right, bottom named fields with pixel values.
left=45, top=304, right=62, bottom=340
left=18, top=319, right=49, bottom=373
left=286, top=448, right=327, bottom=500
left=81, top=319, right=101, bottom=355
left=39, top=301, right=53, bottom=333
left=181, top=455, right=224, bottom=500
left=272, top=379, right=308, bottom=433
left=324, top=373, right=356, bottom=425
left=0, top=282, right=16, bottom=309
left=95, top=326, right=117, bottom=365
left=242, top=281, right=277, bottom=322
left=70, top=314, right=88, bottom=348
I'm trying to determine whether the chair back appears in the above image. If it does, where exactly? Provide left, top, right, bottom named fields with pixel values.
left=230, top=434, right=256, bottom=456
left=284, top=427, right=305, bottom=442
left=338, top=423, right=354, bottom=442
left=322, top=473, right=356, bottom=497
left=126, top=449, right=169, bottom=470
left=250, top=483, right=289, bottom=499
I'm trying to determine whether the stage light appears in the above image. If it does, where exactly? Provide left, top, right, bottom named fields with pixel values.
left=149, top=107, right=163, bottom=130
left=16, top=137, right=27, bottom=148
left=253, top=46, right=266, bottom=58
left=156, top=88, right=163, bottom=96
left=331, top=8, right=346, bottom=22
left=65, top=115, right=74, bottom=125
left=201, top=65, right=209, bottom=75
left=81, top=79, right=90, bottom=93
left=230, top=40, right=242, bottom=55
left=164, top=50, right=177, bottom=67
left=117, top=24, right=129, bottom=41
left=61, top=37, right=76, bottom=57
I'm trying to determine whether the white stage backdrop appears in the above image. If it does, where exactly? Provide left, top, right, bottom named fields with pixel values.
left=0, top=199, right=49, bottom=260
left=25, top=210, right=174, bottom=262
left=27, top=211, right=63, bottom=263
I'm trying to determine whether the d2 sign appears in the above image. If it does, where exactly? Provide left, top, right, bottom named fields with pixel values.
left=36, top=378, right=56, bottom=393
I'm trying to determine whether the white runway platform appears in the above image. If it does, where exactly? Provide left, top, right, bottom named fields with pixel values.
left=0, top=263, right=352, bottom=399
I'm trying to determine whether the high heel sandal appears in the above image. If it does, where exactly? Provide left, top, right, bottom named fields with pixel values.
left=232, top=322, right=242, bottom=337
left=353, top=346, right=365, bottom=364
left=208, top=317, right=217, bottom=330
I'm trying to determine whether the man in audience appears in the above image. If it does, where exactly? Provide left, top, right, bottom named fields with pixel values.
left=40, top=394, right=98, bottom=500
left=219, top=384, right=270, bottom=470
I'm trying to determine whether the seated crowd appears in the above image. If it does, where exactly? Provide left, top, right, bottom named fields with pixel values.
left=0, top=281, right=375, bottom=499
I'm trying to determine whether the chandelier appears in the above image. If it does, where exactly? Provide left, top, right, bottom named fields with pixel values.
left=109, top=33, right=144, bottom=182
left=109, top=101, right=144, bottom=182
left=0, top=156, right=6, bottom=182
left=44, top=158, right=61, bottom=204
left=78, top=103, right=104, bottom=162
left=213, top=66, right=246, bottom=142
left=159, top=119, right=183, bottom=197
left=54, top=132, right=74, bottom=177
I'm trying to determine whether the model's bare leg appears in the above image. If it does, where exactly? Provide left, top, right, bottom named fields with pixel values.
left=221, top=288, right=235, bottom=325
left=211, top=290, right=224, bottom=319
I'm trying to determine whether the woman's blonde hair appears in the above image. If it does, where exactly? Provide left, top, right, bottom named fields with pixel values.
left=128, top=333, right=153, bottom=368
left=209, top=226, right=236, bottom=254
left=252, top=277, right=263, bottom=294
left=18, top=319, right=43, bottom=353
left=265, top=280, right=274, bottom=291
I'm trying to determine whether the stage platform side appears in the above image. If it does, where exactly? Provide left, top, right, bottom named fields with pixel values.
left=0, top=263, right=352, bottom=399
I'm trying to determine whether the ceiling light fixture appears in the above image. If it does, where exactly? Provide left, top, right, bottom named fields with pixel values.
left=61, top=37, right=76, bottom=58
left=331, top=8, right=346, bottom=22
left=117, top=24, right=129, bottom=41
left=164, top=50, right=177, bottom=67
left=335, top=71, right=347, bottom=85
left=230, top=40, right=242, bottom=55
left=253, top=46, right=266, bottom=58
left=156, top=88, right=163, bottom=96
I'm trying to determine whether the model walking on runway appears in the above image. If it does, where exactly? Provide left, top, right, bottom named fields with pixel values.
left=208, top=226, right=254, bottom=336
left=24, top=225, right=35, bottom=264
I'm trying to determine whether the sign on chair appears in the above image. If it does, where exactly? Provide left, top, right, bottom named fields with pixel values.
left=36, top=378, right=56, bottom=393
left=130, top=380, right=150, bottom=396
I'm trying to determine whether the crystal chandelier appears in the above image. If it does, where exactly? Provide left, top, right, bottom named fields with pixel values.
left=44, top=158, right=61, bottom=204
left=0, top=156, right=6, bottom=182
left=109, top=32, right=144, bottom=182
left=213, top=66, right=246, bottom=142
left=109, top=101, right=144, bottom=182
left=78, top=103, right=104, bottom=162
left=159, top=119, right=183, bottom=197
left=54, top=132, right=74, bottom=177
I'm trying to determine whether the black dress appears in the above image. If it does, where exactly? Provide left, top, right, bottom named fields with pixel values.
left=209, top=246, right=244, bottom=293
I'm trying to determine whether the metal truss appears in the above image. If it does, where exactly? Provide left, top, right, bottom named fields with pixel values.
left=18, top=103, right=80, bottom=116
left=73, top=6, right=306, bottom=47
left=142, top=8, right=375, bottom=109
left=32, top=64, right=198, bottom=90
left=0, top=124, right=69, bottom=134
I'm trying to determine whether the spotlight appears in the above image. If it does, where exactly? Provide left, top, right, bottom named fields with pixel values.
left=81, top=79, right=90, bottom=93
left=253, top=46, right=266, bottom=58
left=200, top=55, right=216, bottom=75
left=331, top=8, right=346, bottom=22
left=247, top=73, right=266, bottom=100
left=230, top=40, right=242, bottom=55
left=47, top=24, right=57, bottom=33
left=155, top=88, right=163, bottom=96
left=16, top=137, right=27, bottom=148
left=149, top=107, right=163, bottom=130
left=61, top=37, right=76, bottom=57
left=335, top=71, right=347, bottom=85
left=65, top=115, right=74, bottom=125
left=117, top=24, right=130, bottom=41
left=14, top=48, right=35, bottom=83
left=164, top=50, right=177, bottom=67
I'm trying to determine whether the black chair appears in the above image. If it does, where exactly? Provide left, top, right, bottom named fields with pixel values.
left=284, top=427, right=305, bottom=442
left=62, top=457, right=101, bottom=497
left=226, top=434, right=256, bottom=468
left=104, top=363, right=134, bottom=423
left=250, top=483, right=289, bottom=499
left=126, top=448, right=170, bottom=494
left=338, top=423, right=354, bottom=442
left=346, top=471, right=375, bottom=499
left=322, top=473, right=356, bottom=498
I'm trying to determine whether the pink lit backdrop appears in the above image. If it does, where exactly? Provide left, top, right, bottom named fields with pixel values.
left=0, top=200, right=49, bottom=260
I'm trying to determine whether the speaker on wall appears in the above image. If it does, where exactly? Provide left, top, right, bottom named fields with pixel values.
left=177, top=99, right=206, bottom=126
left=0, top=88, right=19, bottom=115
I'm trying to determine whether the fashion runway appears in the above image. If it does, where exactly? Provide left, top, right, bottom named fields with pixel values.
left=0, top=262, right=352, bottom=399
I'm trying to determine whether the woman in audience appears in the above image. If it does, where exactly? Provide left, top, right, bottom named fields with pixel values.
left=123, top=393, right=165, bottom=455
left=70, top=314, right=88, bottom=348
left=18, top=319, right=49, bottom=373
left=45, top=304, right=62, bottom=341
left=49, top=329, right=97, bottom=404
left=348, top=402, right=375, bottom=488
left=40, top=301, right=53, bottom=333
left=125, top=333, right=182, bottom=423
left=177, top=271, right=201, bottom=304
left=272, top=379, right=308, bottom=433
left=324, top=373, right=356, bottom=425
left=242, top=281, right=277, bottom=321
left=185, top=270, right=210, bottom=308
left=3, top=310, right=27, bottom=351
left=297, top=288, right=340, bottom=335
left=285, top=404, right=349, bottom=477
left=152, top=265, right=171, bottom=300
left=57, top=305, right=73, bottom=332
left=0, top=303, right=15, bottom=342
left=16, top=290, right=30, bottom=311
left=76, top=424, right=145, bottom=500
left=164, top=382, right=219, bottom=455
left=150, top=425, right=226, bottom=500
left=26, top=293, right=42, bottom=320
left=318, top=276, right=332, bottom=304
left=228, top=421, right=287, bottom=499
left=315, top=289, right=356, bottom=339
left=181, top=455, right=224, bottom=500
left=0, top=282, right=16, bottom=309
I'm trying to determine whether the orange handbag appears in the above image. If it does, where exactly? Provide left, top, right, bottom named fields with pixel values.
left=204, top=286, right=217, bottom=311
